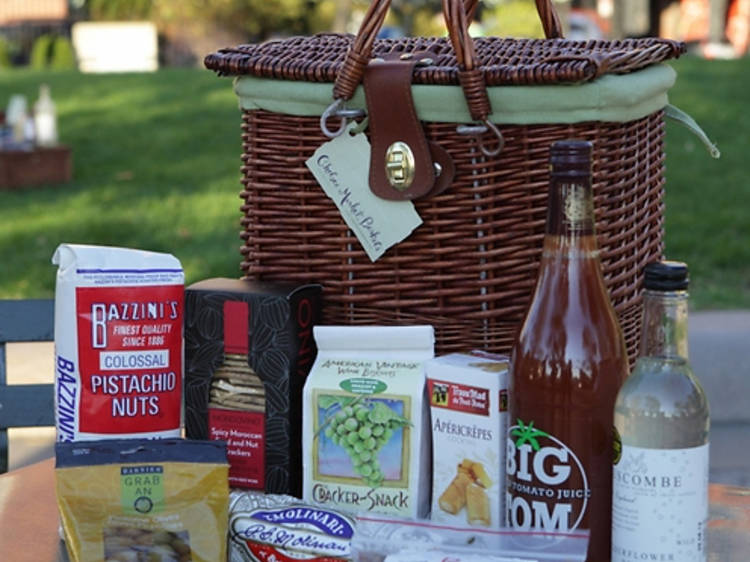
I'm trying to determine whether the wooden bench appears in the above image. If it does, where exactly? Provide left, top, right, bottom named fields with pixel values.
left=0, top=299, right=54, bottom=473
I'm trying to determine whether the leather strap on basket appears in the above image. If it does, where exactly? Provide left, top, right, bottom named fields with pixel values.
left=363, top=53, right=455, bottom=201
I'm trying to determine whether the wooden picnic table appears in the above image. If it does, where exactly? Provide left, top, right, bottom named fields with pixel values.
left=1, top=457, right=749, bottom=561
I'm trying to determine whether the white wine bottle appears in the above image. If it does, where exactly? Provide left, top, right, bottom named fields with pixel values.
left=612, top=261, right=710, bottom=562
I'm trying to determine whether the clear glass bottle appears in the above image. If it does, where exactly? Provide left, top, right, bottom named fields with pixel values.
left=506, top=140, right=629, bottom=562
left=612, top=261, right=710, bottom=562
left=34, top=84, right=58, bottom=147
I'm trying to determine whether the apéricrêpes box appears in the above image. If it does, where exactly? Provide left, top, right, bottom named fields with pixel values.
left=184, top=278, right=321, bottom=496
left=425, top=351, right=509, bottom=529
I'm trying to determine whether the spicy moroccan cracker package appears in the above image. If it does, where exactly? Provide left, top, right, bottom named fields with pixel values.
left=184, top=277, right=321, bottom=495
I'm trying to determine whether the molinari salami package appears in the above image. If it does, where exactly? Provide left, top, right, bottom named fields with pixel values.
left=227, top=490, right=354, bottom=562
left=52, top=243, right=184, bottom=441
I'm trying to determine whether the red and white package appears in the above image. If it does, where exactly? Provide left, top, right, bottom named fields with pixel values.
left=52, top=243, right=184, bottom=441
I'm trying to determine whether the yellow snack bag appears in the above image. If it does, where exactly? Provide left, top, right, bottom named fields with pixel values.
left=56, top=439, right=229, bottom=562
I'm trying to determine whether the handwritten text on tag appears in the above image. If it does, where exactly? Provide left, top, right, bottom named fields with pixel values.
left=306, top=124, right=422, bottom=262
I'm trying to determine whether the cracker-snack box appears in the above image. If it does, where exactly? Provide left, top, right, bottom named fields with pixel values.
left=425, top=351, right=509, bottom=529
left=184, top=278, right=321, bottom=496
left=302, top=325, right=434, bottom=519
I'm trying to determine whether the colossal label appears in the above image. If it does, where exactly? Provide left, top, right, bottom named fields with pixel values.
left=505, top=419, right=590, bottom=532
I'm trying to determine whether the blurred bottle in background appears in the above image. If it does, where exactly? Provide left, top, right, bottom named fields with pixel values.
left=34, top=84, right=58, bottom=147
left=6, top=94, right=30, bottom=145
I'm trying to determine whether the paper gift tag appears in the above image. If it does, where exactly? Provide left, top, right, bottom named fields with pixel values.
left=306, top=123, right=422, bottom=262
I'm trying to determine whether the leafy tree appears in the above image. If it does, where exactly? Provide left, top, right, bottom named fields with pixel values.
left=77, top=0, right=543, bottom=46
left=87, top=0, right=154, bottom=20
left=29, top=35, right=54, bottom=69
left=0, top=38, right=14, bottom=68
left=152, top=0, right=329, bottom=41
left=390, top=0, right=443, bottom=36
left=483, top=0, right=545, bottom=38
left=51, top=37, right=77, bottom=70
left=80, top=0, right=446, bottom=42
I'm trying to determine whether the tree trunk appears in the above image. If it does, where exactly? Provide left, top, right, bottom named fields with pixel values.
left=332, top=0, right=354, bottom=33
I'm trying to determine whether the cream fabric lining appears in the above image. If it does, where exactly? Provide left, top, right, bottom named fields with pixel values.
left=234, top=64, right=675, bottom=125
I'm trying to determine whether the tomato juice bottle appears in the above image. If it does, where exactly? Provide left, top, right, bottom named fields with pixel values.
left=506, top=140, right=629, bottom=561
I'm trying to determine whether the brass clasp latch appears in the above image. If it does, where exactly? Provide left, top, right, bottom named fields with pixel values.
left=385, top=141, right=416, bottom=191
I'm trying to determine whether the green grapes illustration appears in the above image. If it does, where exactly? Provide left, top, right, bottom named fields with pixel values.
left=317, top=396, right=410, bottom=488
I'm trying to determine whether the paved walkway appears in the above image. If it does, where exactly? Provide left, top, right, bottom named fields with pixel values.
left=6, top=311, right=750, bottom=485
left=4, top=341, right=55, bottom=470
left=690, top=310, right=750, bottom=487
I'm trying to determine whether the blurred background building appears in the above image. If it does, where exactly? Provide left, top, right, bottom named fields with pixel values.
left=0, top=0, right=746, bottom=70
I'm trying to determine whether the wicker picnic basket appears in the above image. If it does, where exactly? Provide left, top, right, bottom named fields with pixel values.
left=205, top=0, right=686, bottom=364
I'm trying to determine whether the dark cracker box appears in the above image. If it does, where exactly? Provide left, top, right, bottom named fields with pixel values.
left=184, top=278, right=321, bottom=497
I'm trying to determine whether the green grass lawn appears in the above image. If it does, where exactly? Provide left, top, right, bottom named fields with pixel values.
left=0, top=68, right=242, bottom=297
left=663, top=57, right=750, bottom=308
left=0, top=57, right=747, bottom=308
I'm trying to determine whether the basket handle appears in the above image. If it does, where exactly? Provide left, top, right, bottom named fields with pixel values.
left=332, top=0, right=564, bottom=110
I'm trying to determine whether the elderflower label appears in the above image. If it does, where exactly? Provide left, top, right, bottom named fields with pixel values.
left=305, top=123, right=422, bottom=262
left=612, top=443, right=709, bottom=562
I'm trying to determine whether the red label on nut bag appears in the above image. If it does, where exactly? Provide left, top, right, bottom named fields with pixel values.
left=428, top=379, right=490, bottom=416
left=75, top=285, right=183, bottom=434
left=209, top=407, right=265, bottom=489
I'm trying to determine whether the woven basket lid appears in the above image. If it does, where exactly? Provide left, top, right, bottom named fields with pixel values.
left=205, top=34, right=685, bottom=87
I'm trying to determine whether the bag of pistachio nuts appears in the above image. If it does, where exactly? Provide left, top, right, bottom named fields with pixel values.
left=55, top=438, right=229, bottom=562
left=52, top=243, right=184, bottom=442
